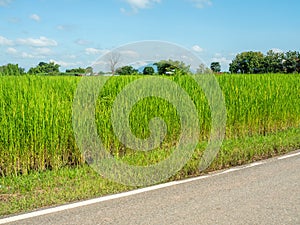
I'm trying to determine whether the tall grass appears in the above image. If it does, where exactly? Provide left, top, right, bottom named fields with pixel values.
left=0, top=74, right=299, bottom=176
left=0, top=76, right=83, bottom=176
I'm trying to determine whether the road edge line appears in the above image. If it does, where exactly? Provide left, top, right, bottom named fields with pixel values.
left=1, top=150, right=299, bottom=224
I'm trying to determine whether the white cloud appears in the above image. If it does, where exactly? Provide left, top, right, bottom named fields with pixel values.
left=124, top=0, right=161, bottom=11
left=0, top=0, right=12, bottom=6
left=19, top=48, right=52, bottom=59
left=211, top=54, right=232, bottom=71
left=21, top=52, right=35, bottom=59
left=8, top=17, right=20, bottom=23
left=192, top=45, right=204, bottom=53
left=50, top=59, right=82, bottom=68
left=130, top=60, right=150, bottom=68
left=211, top=56, right=231, bottom=64
left=0, top=36, right=14, bottom=46
left=189, top=0, right=212, bottom=8
left=85, top=48, right=109, bottom=55
left=17, top=36, right=58, bottom=47
left=120, top=50, right=139, bottom=57
left=57, top=25, right=72, bottom=31
left=66, top=54, right=77, bottom=59
left=122, top=0, right=211, bottom=12
left=75, top=39, right=90, bottom=45
left=270, top=48, right=284, bottom=54
left=120, top=8, right=127, bottom=13
left=57, top=25, right=75, bottom=31
left=30, top=14, right=40, bottom=22
left=6, top=47, right=17, bottom=54
left=34, top=47, right=52, bottom=55
left=57, top=25, right=65, bottom=30
left=93, top=60, right=109, bottom=67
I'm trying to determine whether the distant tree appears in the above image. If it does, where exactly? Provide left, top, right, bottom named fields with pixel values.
left=229, top=51, right=264, bottom=74
left=210, top=62, right=221, bottom=73
left=106, top=52, right=121, bottom=76
left=154, top=61, right=172, bottom=75
left=0, top=64, right=25, bottom=76
left=66, top=67, right=86, bottom=74
left=115, top=65, right=138, bottom=75
left=28, top=62, right=60, bottom=75
left=196, top=63, right=212, bottom=74
left=263, top=50, right=284, bottom=73
left=297, top=57, right=300, bottom=73
left=143, top=66, right=155, bottom=75
left=19, top=67, right=25, bottom=74
left=283, top=51, right=300, bottom=73
left=85, top=66, right=93, bottom=76
left=27, top=67, right=36, bottom=74
left=154, top=60, right=190, bottom=75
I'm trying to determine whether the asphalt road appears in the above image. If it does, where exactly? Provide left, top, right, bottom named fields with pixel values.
left=2, top=151, right=300, bottom=225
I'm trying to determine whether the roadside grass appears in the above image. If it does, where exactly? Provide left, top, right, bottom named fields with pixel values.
left=1, top=127, right=299, bottom=217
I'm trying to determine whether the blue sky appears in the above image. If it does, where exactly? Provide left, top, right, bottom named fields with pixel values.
left=0, top=0, right=299, bottom=72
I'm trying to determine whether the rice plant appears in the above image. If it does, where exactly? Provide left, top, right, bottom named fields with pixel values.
left=0, top=74, right=299, bottom=176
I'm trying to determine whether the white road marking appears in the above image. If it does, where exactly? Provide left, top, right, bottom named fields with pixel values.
left=245, top=161, right=265, bottom=168
left=1, top=150, right=299, bottom=224
left=218, top=167, right=240, bottom=175
left=278, top=151, right=300, bottom=160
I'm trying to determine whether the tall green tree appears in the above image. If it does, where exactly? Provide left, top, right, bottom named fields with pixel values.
left=115, top=65, right=138, bottom=75
left=143, top=66, right=155, bottom=75
left=0, top=64, right=25, bottom=76
left=66, top=67, right=86, bottom=74
left=210, top=62, right=221, bottom=73
left=28, top=62, right=60, bottom=75
left=154, top=60, right=190, bottom=75
left=283, top=51, right=300, bottom=73
left=229, top=51, right=264, bottom=74
left=263, top=50, right=284, bottom=73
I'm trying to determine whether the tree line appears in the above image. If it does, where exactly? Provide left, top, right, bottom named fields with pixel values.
left=229, top=50, right=300, bottom=74
left=0, top=63, right=25, bottom=76
left=1, top=49, right=299, bottom=76
left=0, top=60, right=194, bottom=76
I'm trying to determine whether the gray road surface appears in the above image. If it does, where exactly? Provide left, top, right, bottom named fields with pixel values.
left=2, top=151, right=300, bottom=225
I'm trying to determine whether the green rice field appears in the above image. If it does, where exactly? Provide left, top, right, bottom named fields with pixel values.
left=0, top=74, right=299, bottom=176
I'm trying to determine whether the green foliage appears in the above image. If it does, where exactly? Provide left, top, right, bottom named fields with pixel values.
left=0, top=74, right=299, bottom=176
left=284, top=51, right=300, bottom=73
left=143, top=66, right=155, bottom=75
left=210, top=62, right=221, bottom=73
left=154, top=60, right=190, bottom=75
left=65, top=67, right=86, bottom=74
left=28, top=62, right=60, bottom=75
left=115, top=65, right=138, bottom=75
left=263, top=50, right=284, bottom=73
left=0, top=63, right=25, bottom=76
left=229, top=51, right=264, bottom=74
left=230, top=50, right=300, bottom=74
